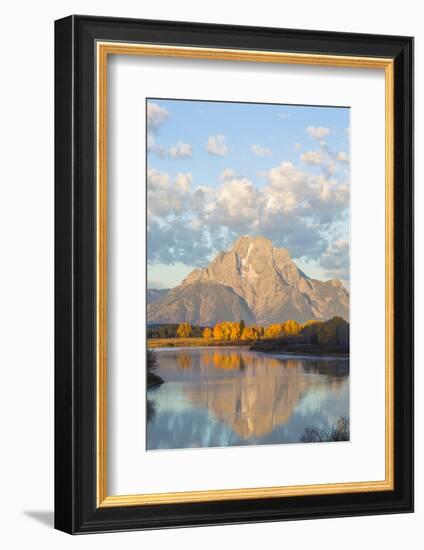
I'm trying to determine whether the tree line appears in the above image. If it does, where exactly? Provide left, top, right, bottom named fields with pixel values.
left=147, top=323, right=204, bottom=339
left=170, top=316, right=349, bottom=347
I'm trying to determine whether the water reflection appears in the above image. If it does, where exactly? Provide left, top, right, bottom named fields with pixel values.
left=177, top=353, right=192, bottom=370
left=146, top=347, right=349, bottom=450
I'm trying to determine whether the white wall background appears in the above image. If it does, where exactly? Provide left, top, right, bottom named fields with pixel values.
left=0, top=1, right=420, bottom=548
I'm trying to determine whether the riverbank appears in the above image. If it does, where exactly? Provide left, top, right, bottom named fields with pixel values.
left=148, top=337, right=348, bottom=357
left=147, top=337, right=252, bottom=349
left=249, top=340, right=349, bottom=358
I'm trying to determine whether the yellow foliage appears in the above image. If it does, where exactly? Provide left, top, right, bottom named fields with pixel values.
left=220, top=322, right=233, bottom=340
left=176, top=322, right=192, bottom=338
left=230, top=323, right=241, bottom=340
left=281, top=319, right=300, bottom=335
left=203, top=327, right=212, bottom=339
left=264, top=324, right=283, bottom=338
left=241, top=326, right=260, bottom=341
left=212, top=321, right=243, bottom=341
left=206, top=318, right=323, bottom=342
left=213, top=323, right=224, bottom=340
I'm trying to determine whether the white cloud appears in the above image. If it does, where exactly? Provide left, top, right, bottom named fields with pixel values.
left=147, top=102, right=193, bottom=160
left=263, top=162, right=306, bottom=214
left=320, top=239, right=350, bottom=282
left=262, top=162, right=349, bottom=223
left=219, top=168, right=238, bottom=181
left=300, top=150, right=325, bottom=165
left=175, top=172, right=192, bottom=193
left=147, top=168, right=169, bottom=190
left=147, top=134, right=168, bottom=158
left=147, top=102, right=169, bottom=131
left=208, top=177, right=259, bottom=230
left=147, top=169, right=175, bottom=217
left=169, top=141, right=192, bottom=159
left=250, top=144, right=272, bottom=157
left=147, top=169, right=192, bottom=217
left=206, top=134, right=229, bottom=156
left=325, top=161, right=337, bottom=176
left=190, top=218, right=202, bottom=230
left=147, top=218, right=213, bottom=267
left=147, top=163, right=349, bottom=269
left=306, top=126, right=331, bottom=139
left=301, top=147, right=349, bottom=176
left=148, top=136, right=193, bottom=159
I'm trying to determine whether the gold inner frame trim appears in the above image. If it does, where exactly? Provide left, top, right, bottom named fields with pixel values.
left=96, top=41, right=395, bottom=508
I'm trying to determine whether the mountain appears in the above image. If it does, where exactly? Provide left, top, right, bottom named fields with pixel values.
left=147, top=236, right=349, bottom=325
left=147, top=288, right=170, bottom=305
left=147, top=281, right=255, bottom=325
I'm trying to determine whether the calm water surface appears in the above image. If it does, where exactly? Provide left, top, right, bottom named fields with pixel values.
left=146, top=347, right=349, bottom=450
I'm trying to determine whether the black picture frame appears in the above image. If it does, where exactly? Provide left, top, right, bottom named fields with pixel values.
left=55, top=15, right=414, bottom=534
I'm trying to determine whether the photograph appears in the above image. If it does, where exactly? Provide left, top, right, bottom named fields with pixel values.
left=146, top=98, right=351, bottom=450
left=50, top=11, right=413, bottom=536
left=0, top=0, right=418, bottom=542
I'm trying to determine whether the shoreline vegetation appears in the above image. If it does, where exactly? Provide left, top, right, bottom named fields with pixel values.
left=300, top=417, right=349, bottom=443
left=147, top=316, right=349, bottom=358
left=146, top=350, right=164, bottom=388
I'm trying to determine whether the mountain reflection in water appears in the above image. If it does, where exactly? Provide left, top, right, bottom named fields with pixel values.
left=146, top=347, right=349, bottom=450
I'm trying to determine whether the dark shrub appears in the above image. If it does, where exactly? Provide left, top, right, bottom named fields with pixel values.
left=300, top=417, right=349, bottom=443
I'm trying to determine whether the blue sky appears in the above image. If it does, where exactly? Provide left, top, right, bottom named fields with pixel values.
left=147, top=98, right=350, bottom=289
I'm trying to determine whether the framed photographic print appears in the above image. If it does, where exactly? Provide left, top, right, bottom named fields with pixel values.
left=54, top=15, right=414, bottom=533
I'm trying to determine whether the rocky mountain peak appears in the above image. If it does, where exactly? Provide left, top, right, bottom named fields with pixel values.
left=231, top=235, right=291, bottom=261
left=148, top=236, right=349, bottom=325
left=183, top=235, right=299, bottom=292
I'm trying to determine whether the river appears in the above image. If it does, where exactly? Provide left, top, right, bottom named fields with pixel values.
left=146, top=346, right=349, bottom=450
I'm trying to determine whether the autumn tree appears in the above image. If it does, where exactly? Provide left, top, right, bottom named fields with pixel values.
left=241, top=326, right=260, bottom=341
left=282, top=319, right=300, bottom=335
left=209, top=320, right=255, bottom=342
left=203, top=327, right=212, bottom=339
left=240, top=327, right=250, bottom=340
left=213, top=323, right=224, bottom=340
left=176, top=322, right=192, bottom=338
left=264, top=324, right=283, bottom=339
left=220, top=322, right=233, bottom=341
left=230, top=322, right=241, bottom=341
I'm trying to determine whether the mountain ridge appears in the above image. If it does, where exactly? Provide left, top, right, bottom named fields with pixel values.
left=147, top=236, right=349, bottom=325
